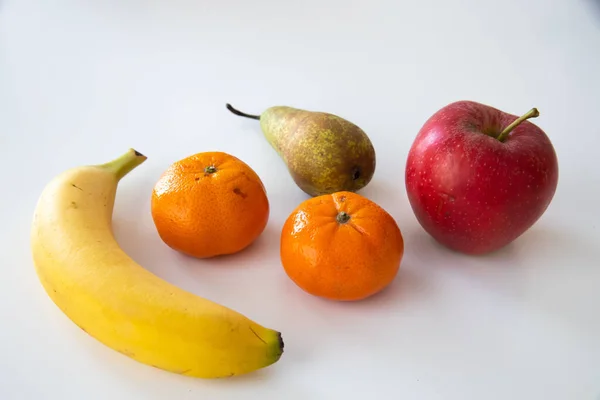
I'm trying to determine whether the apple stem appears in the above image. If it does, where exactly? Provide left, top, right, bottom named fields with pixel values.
left=496, top=108, right=540, bottom=142
left=226, top=103, right=261, bottom=120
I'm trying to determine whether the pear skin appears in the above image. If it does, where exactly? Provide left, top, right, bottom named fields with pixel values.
left=226, top=103, right=376, bottom=197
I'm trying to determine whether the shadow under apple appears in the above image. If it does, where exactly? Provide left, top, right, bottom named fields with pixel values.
left=404, top=220, right=588, bottom=266
left=403, top=220, right=599, bottom=304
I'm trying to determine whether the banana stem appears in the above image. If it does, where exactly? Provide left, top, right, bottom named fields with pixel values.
left=100, top=148, right=147, bottom=180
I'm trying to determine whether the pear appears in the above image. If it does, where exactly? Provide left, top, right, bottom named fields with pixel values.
left=226, top=103, right=376, bottom=197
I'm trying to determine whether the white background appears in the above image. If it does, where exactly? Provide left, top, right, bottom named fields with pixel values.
left=2, top=0, right=600, bottom=399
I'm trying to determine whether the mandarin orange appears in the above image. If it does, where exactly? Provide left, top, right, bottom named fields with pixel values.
left=151, top=151, right=269, bottom=258
left=280, top=191, right=404, bottom=301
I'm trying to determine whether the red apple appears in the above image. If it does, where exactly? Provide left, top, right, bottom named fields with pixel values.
left=405, top=100, right=559, bottom=255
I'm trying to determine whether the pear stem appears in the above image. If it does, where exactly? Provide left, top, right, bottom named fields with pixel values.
left=226, top=103, right=261, bottom=120
left=496, top=108, right=540, bottom=142
left=100, top=148, right=147, bottom=181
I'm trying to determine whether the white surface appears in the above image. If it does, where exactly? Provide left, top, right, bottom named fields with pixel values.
left=1, top=0, right=600, bottom=399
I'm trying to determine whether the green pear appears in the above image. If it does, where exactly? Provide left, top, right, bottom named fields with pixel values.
left=226, top=103, right=376, bottom=197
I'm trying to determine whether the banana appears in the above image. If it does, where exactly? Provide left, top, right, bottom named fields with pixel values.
left=30, top=148, right=284, bottom=378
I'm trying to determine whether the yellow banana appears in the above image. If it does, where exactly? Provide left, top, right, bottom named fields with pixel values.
left=30, top=148, right=284, bottom=378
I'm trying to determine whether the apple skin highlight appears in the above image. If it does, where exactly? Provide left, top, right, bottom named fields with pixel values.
left=405, top=100, right=559, bottom=255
